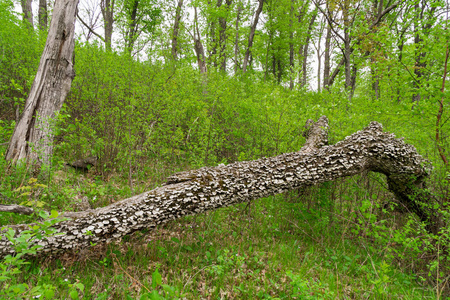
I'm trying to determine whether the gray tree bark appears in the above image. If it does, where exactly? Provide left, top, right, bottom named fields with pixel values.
left=323, top=15, right=331, bottom=89
left=242, top=0, right=264, bottom=73
left=300, top=11, right=317, bottom=87
left=171, top=0, right=183, bottom=60
left=5, top=0, right=79, bottom=170
left=21, top=0, right=34, bottom=27
left=100, top=0, right=115, bottom=50
left=38, top=0, right=48, bottom=30
left=234, top=1, right=242, bottom=73
left=193, top=7, right=207, bottom=74
left=0, top=116, right=440, bottom=257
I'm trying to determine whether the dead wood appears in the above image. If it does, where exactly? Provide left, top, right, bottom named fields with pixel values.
left=65, top=156, right=98, bottom=171
left=0, top=204, right=34, bottom=215
left=0, top=116, right=440, bottom=257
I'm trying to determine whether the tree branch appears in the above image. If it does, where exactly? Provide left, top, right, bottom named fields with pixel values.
left=0, top=204, right=34, bottom=215
left=76, top=13, right=105, bottom=42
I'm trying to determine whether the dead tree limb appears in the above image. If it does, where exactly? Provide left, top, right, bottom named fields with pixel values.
left=0, top=204, right=34, bottom=215
left=0, top=116, right=439, bottom=257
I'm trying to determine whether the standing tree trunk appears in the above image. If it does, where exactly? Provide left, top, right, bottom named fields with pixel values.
left=234, top=2, right=242, bottom=73
left=323, top=21, right=331, bottom=89
left=38, top=0, right=48, bottom=30
left=125, top=0, right=139, bottom=54
left=20, top=0, right=34, bottom=27
left=218, top=0, right=233, bottom=71
left=300, top=12, right=317, bottom=87
left=5, top=0, right=79, bottom=170
left=171, top=0, right=184, bottom=60
left=288, top=0, right=295, bottom=90
left=242, top=0, right=264, bottom=73
left=100, top=0, right=115, bottom=50
left=193, top=7, right=207, bottom=74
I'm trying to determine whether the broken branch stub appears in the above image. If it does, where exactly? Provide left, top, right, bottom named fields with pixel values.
left=0, top=117, right=439, bottom=257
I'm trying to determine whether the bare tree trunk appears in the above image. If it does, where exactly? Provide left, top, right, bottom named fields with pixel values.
left=125, top=0, right=139, bottom=54
left=5, top=0, right=79, bottom=169
left=300, top=12, right=317, bottom=87
left=100, top=0, right=115, bottom=50
left=289, top=0, right=295, bottom=90
left=20, top=0, right=34, bottom=27
left=171, top=0, right=184, bottom=60
left=218, top=0, right=233, bottom=71
left=371, top=62, right=380, bottom=100
left=0, top=117, right=441, bottom=257
left=38, top=0, right=48, bottom=30
left=193, top=7, right=207, bottom=74
left=242, top=0, right=264, bottom=73
left=323, top=20, right=331, bottom=89
left=234, top=2, right=242, bottom=73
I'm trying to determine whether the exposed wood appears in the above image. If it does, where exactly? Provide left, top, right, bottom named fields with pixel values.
left=5, top=0, right=79, bottom=169
left=0, top=116, right=440, bottom=257
left=0, top=204, right=34, bottom=215
left=65, top=156, right=98, bottom=171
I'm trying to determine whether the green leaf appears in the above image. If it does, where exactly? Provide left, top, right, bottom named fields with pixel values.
left=50, top=210, right=59, bottom=219
left=44, top=288, right=55, bottom=299
left=152, top=268, right=162, bottom=289
left=69, top=289, right=79, bottom=300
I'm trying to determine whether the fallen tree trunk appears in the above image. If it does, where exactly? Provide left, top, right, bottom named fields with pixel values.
left=0, top=117, right=439, bottom=257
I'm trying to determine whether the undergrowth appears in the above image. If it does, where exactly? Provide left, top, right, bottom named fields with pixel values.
left=1, top=155, right=448, bottom=298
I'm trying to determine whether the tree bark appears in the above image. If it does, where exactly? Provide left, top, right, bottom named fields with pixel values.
left=234, top=2, right=242, bottom=73
left=289, top=0, right=295, bottom=90
left=125, top=0, right=139, bottom=54
left=21, top=0, right=34, bottom=27
left=323, top=18, right=331, bottom=89
left=300, top=12, right=317, bottom=87
left=0, top=116, right=441, bottom=257
left=38, top=0, right=48, bottom=30
left=193, top=7, right=207, bottom=74
left=171, top=0, right=184, bottom=60
left=5, top=0, right=79, bottom=169
left=242, top=0, right=264, bottom=73
left=100, top=0, right=115, bottom=50
left=218, top=0, right=233, bottom=71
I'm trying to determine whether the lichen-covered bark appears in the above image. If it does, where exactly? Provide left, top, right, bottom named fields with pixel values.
left=0, top=117, right=438, bottom=257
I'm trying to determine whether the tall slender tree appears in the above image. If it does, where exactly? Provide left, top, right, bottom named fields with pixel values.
left=242, top=0, right=264, bottom=72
